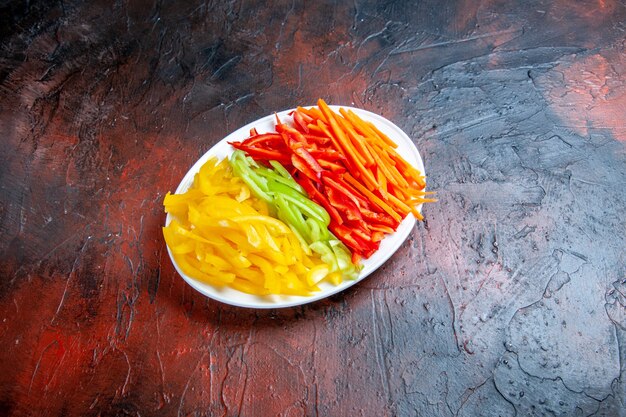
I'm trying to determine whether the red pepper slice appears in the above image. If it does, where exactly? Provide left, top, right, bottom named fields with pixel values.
left=325, top=187, right=362, bottom=223
left=329, top=224, right=361, bottom=253
left=280, top=132, right=323, bottom=175
left=296, top=109, right=314, bottom=124
left=349, top=228, right=379, bottom=256
left=321, top=172, right=369, bottom=209
left=291, top=154, right=319, bottom=182
left=240, top=133, right=284, bottom=149
left=292, top=110, right=310, bottom=134
left=277, top=124, right=310, bottom=143
left=231, top=144, right=291, bottom=165
left=329, top=223, right=377, bottom=258
left=299, top=176, right=343, bottom=225
left=295, top=147, right=323, bottom=173
left=361, top=209, right=399, bottom=229
left=351, top=227, right=374, bottom=244
left=303, top=134, right=331, bottom=145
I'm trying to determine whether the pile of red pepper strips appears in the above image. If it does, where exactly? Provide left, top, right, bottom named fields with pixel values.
left=230, top=99, right=434, bottom=264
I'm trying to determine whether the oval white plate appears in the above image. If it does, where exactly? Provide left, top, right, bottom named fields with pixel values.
left=165, top=106, right=425, bottom=308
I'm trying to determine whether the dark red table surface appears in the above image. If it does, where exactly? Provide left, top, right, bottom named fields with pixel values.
left=1, top=1, right=625, bottom=416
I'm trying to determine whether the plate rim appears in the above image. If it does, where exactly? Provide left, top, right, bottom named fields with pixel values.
left=165, top=105, right=425, bottom=309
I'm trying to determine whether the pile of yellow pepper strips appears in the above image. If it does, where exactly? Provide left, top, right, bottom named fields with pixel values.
left=163, top=156, right=357, bottom=296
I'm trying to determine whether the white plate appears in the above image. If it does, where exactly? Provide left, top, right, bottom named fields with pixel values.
left=165, top=106, right=425, bottom=308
